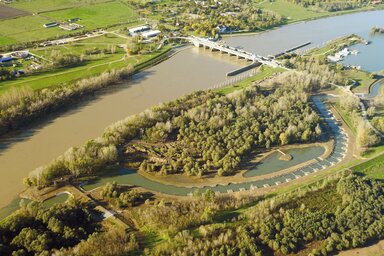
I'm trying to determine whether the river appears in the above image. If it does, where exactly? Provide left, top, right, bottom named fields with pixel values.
left=0, top=49, right=245, bottom=209
left=0, top=10, right=383, bottom=212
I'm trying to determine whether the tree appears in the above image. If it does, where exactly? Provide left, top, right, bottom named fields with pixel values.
left=366, top=106, right=376, bottom=117
left=11, top=228, right=51, bottom=253
left=279, top=132, right=289, bottom=145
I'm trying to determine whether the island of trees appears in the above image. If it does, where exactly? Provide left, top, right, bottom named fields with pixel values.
left=23, top=70, right=329, bottom=187
left=133, top=85, right=321, bottom=177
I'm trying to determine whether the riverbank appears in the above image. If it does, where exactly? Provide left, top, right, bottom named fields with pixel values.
left=0, top=46, right=174, bottom=137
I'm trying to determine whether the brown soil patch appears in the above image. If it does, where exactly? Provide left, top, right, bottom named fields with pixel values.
left=0, top=5, right=29, bottom=20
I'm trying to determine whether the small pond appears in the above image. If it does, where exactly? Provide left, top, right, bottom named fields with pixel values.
left=244, top=146, right=325, bottom=177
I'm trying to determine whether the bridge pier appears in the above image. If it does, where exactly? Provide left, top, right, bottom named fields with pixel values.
left=185, top=36, right=278, bottom=66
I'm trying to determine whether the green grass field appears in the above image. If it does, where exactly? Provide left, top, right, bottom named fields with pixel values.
left=10, top=0, right=111, bottom=13
left=257, top=0, right=328, bottom=22
left=0, top=41, right=171, bottom=94
left=0, top=15, right=56, bottom=43
left=0, top=1, right=136, bottom=46
left=345, top=69, right=376, bottom=93
left=43, top=2, right=137, bottom=29
left=0, top=36, right=17, bottom=45
left=353, top=153, right=384, bottom=180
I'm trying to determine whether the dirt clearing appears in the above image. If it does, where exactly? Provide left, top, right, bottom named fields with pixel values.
left=0, top=5, right=29, bottom=20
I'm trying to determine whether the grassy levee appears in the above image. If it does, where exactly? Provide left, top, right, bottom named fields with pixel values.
left=132, top=47, right=173, bottom=73
left=0, top=45, right=174, bottom=137
left=353, top=152, right=384, bottom=180
left=331, top=103, right=357, bottom=134
left=215, top=66, right=286, bottom=95
left=0, top=45, right=172, bottom=95
left=346, top=69, right=377, bottom=93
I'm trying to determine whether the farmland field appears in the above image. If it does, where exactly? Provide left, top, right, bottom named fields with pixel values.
left=9, top=0, right=111, bottom=13
left=0, top=1, right=136, bottom=46
left=257, top=0, right=328, bottom=22
left=43, top=2, right=137, bottom=29
left=0, top=15, right=63, bottom=44
left=0, top=4, right=29, bottom=19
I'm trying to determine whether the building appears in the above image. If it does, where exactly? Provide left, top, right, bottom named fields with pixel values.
left=0, top=56, right=13, bottom=63
left=141, top=30, right=161, bottom=39
left=216, top=25, right=228, bottom=33
left=43, top=22, right=58, bottom=28
left=128, top=25, right=150, bottom=36
left=59, top=23, right=83, bottom=31
left=11, top=51, right=29, bottom=59
left=68, top=18, right=80, bottom=23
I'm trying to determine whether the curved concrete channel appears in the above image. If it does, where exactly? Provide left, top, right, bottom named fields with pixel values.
left=81, top=95, right=349, bottom=195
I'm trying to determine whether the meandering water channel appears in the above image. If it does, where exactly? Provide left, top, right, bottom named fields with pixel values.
left=0, top=10, right=383, bottom=215
left=79, top=95, right=347, bottom=196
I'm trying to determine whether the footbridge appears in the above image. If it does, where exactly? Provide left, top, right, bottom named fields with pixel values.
left=159, top=36, right=282, bottom=68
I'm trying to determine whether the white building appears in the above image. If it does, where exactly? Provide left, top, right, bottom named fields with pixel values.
left=141, top=30, right=161, bottom=39
left=128, top=26, right=150, bottom=36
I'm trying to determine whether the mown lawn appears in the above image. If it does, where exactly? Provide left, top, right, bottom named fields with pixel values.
left=0, top=36, right=17, bottom=45
left=0, top=1, right=137, bottom=46
left=31, top=34, right=127, bottom=59
left=361, top=144, right=384, bottom=158
left=353, top=153, right=384, bottom=180
left=257, top=0, right=328, bottom=22
left=10, top=0, right=111, bottom=13
left=344, top=69, right=376, bottom=94
left=0, top=15, right=55, bottom=44
left=43, top=2, right=137, bottom=29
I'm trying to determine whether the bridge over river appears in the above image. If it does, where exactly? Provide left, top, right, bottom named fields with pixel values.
left=160, top=36, right=283, bottom=69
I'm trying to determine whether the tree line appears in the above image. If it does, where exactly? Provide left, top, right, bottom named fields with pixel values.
left=150, top=174, right=384, bottom=256
left=337, top=90, right=381, bottom=150
left=0, top=66, right=133, bottom=136
left=0, top=199, right=99, bottom=256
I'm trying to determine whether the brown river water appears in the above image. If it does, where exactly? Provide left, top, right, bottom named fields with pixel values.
left=1, top=10, right=384, bottom=211
left=0, top=48, right=245, bottom=209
